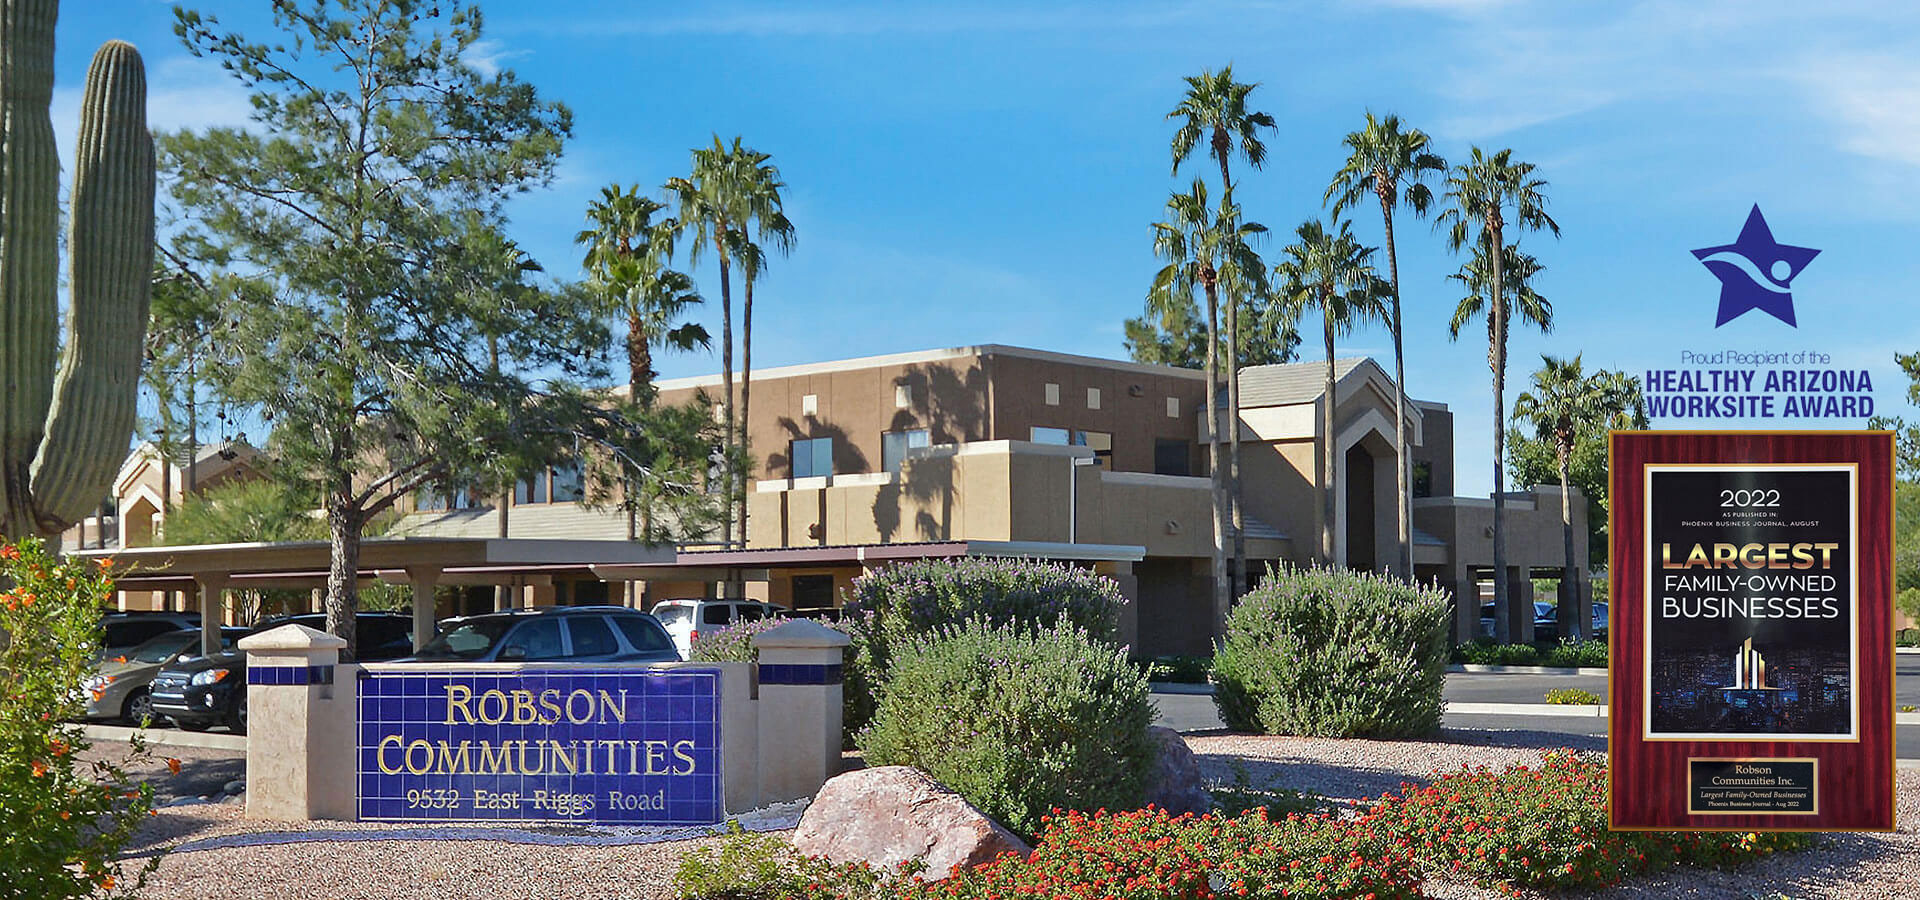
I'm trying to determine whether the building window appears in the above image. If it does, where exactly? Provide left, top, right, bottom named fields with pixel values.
left=416, top=485, right=477, bottom=511
left=1154, top=438, right=1191, bottom=476
left=894, top=383, right=912, bottom=408
left=791, top=437, right=833, bottom=478
left=515, top=460, right=584, bottom=505
left=802, top=394, right=818, bottom=416
left=1086, top=387, right=1101, bottom=410
left=1166, top=397, right=1180, bottom=418
left=882, top=429, right=930, bottom=473
left=1031, top=428, right=1112, bottom=464
left=791, top=574, right=836, bottom=612
left=1412, top=460, right=1433, bottom=499
left=1044, top=383, right=1060, bottom=406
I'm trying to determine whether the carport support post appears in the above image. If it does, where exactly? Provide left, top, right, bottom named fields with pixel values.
left=240, top=624, right=355, bottom=821
left=196, top=572, right=229, bottom=658
left=752, top=620, right=850, bottom=803
left=407, top=565, right=443, bottom=651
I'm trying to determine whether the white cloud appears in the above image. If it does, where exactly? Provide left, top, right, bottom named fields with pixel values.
left=1793, top=52, right=1920, bottom=168
left=462, top=39, right=529, bottom=78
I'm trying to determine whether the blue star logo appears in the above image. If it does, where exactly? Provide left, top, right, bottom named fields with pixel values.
left=1692, top=205, right=1819, bottom=327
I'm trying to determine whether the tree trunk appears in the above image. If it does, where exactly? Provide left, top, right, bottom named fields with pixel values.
left=1380, top=185, right=1412, bottom=580
left=1559, top=446, right=1580, bottom=641
left=324, top=491, right=362, bottom=662
left=1489, top=220, right=1510, bottom=644
left=715, top=238, right=734, bottom=551
left=1203, top=281, right=1228, bottom=637
left=739, top=273, right=753, bottom=552
left=1321, top=296, right=1337, bottom=565
left=627, top=312, right=652, bottom=407
left=1217, top=143, right=1246, bottom=599
left=1227, top=281, right=1245, bottom=599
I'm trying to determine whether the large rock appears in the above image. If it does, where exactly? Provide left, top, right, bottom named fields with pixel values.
left=1142, top=726, right=1211, bottom=816
left=791, top=766, right=1030, bottom=880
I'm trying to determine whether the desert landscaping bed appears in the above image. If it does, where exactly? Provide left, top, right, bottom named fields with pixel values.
left=102, top=730, right=1920, bottom=900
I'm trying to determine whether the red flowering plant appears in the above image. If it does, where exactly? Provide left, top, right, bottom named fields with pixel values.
left=1362, top=751, right=1809, bottom=893
left=898, top=806, right=1423, bottom=900
left=0, top=539, right=159, bottom=898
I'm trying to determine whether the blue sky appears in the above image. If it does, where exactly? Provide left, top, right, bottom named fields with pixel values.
left=56, top=1, right=1920, bottom=495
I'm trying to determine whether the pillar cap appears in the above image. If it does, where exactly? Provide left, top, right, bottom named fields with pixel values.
left=238, top=623, right=348, bottom=652
left=752, top=619, right=851, bottom=650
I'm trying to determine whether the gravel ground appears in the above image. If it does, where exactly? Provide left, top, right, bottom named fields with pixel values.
left=90, top=729, right=1920, bottom=899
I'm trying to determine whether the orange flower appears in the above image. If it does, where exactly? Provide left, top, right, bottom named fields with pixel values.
left=30, top=759, right=47, bottom=777
left=100, top=875, right=115, bottom=890
left=165, top=757, right=182, bottom=776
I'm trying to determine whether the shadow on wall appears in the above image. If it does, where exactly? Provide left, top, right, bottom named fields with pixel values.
left=872, top=363, right=987, bottom=542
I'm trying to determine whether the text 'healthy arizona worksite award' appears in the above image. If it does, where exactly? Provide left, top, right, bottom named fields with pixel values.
left=1610, top=432, right=1894, bottom=832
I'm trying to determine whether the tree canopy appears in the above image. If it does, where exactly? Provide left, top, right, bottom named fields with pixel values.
left=163, top=0, right=615, bottom=656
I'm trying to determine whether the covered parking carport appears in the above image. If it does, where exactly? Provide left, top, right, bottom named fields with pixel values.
left=71, top=538, right=676, bottom=656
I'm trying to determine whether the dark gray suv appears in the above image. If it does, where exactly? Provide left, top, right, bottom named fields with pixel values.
left=408, top=607, right=679, bottom=663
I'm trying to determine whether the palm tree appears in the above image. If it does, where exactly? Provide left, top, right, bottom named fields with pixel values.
left=666, top=137, right=750, bottom=547
left=1168, top=65, right=1275, bottom=599
left=1326, top=113, right=1445, bottom=580
left=576, top=184, right=710, bottom=407
left=1512, top=355, right=1639, bottom=640
left=1148, top=179, right=1268, bottom=631
left=1275, top=217, right=1389, bottom=565
left=1435, top=147, right=1559, bottom=641
left=724, top=144, right=796, bottom=546
left=1444, top=232, right=1555, bottom=642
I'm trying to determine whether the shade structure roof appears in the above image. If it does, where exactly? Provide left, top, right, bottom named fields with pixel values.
left=69, top=537, right=678, bottom=591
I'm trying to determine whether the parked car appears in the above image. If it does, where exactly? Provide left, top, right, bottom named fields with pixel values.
left=1480, top=601, right=1606, bottom=642
left=408, top=606, right=680, bottom=663
left=96, top=611, right=199, bottom=662
left=83, top=627, right=245, bottom=723
left=151, top=612, right=415, bottom=734
left=649, top=598, right=785, bottom=659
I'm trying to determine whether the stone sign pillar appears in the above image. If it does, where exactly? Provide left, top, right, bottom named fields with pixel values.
left=240, top=624, right=356, bottom=820
left=752, top=619, right=850, bottom=803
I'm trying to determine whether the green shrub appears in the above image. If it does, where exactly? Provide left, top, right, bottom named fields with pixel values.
left=1542, top=638, right=1608, bottom=668
left=1212, top=566, right=1450, bottom=738
left=841, top=558, right=1128, bottom=734
left=856, top=620, right=1153, bottom=840
left=673, top=825, right=910, bottom=899
left=0, top=540, right=160, bottom=898
left=688, top=615, right=877, bottom=747
left=1544, top=688, right=1602, bottom=705
left=1453, top=639, right=1542, bottom=666
left=1135, top=653, right=1212, bottom=683
left=1364, top=752, right=1811, bottom=892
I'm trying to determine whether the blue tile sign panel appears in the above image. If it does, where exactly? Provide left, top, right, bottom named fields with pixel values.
left=356, top=667, right=722, bottom=825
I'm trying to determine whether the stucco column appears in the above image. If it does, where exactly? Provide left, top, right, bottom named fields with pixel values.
left=752, top=619, right=850, bottom=804
left=1453, top=576, right=1481, bottom=644
left=1097, top=560, right=1139, bottom=652
left=1506, top=567, right=1535, bottom=644
left=406, top=565, right=442, bottom=650
left=196, top=572, right=229, bottom=658
left=240, top=624, right=356, bottom=821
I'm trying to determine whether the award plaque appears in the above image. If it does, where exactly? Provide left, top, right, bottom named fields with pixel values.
left=1609, top=432, right=1893, bottom=832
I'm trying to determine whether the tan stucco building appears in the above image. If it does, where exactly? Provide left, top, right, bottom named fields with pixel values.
left=68, top=345, right=1589, bottom=655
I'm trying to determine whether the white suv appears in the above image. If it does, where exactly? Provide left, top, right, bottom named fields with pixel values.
left=649, top=598, right=785, bottom=659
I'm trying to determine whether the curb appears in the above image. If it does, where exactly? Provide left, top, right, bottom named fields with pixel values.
left=83, top=724, right=247, bottom=753
left=1446, top=701, right=1608, bottom=718
left=1448, top=664, right=1609, bottom=677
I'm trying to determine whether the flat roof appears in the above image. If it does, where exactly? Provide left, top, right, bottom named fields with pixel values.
left=653, top=344, right=1207, bottom=392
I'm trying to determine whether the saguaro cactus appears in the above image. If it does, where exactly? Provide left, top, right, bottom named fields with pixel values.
left=0, top=0, right=155, bottom=538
